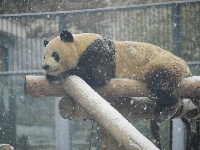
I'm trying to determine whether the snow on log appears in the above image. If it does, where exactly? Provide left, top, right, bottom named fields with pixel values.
left=62, top=75, right=159, bottom=150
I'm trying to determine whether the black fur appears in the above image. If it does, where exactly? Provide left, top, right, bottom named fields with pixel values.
left=145, top=68, right=179, bottom=122
left=46, top=69, right=77, bottom=84
left=52, top=52, right=60, bottom=62
left=75, top=38, right=115, bottom=87
left=46, top=38, right=116, bottom=87
left=60, top=29, right=74, bottom=42
left=44, top=38, right=49, bottom=47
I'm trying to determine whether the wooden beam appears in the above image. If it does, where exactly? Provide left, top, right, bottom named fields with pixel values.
left=58, top=96, right=199, bottom=120
left=25, top=76, right=200, bottom=119
left=59, top=96, right=155, bottom=120
left=25, top=76, right=200, bottom=99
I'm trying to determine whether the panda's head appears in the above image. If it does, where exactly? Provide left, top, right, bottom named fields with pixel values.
left=42, top=30, right=79, bottom=76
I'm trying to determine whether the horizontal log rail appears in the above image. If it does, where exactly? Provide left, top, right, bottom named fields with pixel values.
left=25, top=76, right=200, bottom=120
left=25, top=76, right=200, bottom=99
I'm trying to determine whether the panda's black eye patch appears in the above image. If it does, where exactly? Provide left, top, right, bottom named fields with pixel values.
left=52, top=52, right=60, bottom=62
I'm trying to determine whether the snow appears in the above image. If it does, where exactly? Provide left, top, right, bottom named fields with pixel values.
left=173, top=23, right=177, bottom=27
left=184, top=76, right=200, bottom=83
left=182, top=98, right=197, bottom=111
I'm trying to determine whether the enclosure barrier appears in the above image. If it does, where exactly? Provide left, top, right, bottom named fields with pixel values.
left=24, top=75, right=200, bottom=149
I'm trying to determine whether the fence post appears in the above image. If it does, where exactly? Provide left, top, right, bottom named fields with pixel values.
left=8, top=82, right=16, bottom=148
left=59, top=13, right=67, bottom=32
left=3, top=47, right=8, bottom=71
left=58, top=13, right=71, bottom=150
left=172, top=4, right=185, bottom=150
left=172, top=3, right=181, bottom=57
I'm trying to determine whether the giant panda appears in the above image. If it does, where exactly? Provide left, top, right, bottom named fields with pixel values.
left=42, top=29, right=192, bottom=122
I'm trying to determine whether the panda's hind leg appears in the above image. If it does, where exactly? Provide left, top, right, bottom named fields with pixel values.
left=145, top=67, right=181, bottom=122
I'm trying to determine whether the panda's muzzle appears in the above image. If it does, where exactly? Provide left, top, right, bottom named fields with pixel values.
left=43, top=65, right=49, bottom=70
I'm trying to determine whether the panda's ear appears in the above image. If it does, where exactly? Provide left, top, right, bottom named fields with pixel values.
left=60, top=29, right=74, bottom=42
left=44, top=38, right=49, bottom=47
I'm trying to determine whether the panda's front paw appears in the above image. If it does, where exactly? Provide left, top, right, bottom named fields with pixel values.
left=155, top=105, right=178, bottom=123
left=45, top=74, right=64, bottom=84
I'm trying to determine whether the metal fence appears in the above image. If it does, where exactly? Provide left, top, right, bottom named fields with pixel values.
left=0, top=1, right=199, bottom=73
left=0, top=1, right=199, bottom=150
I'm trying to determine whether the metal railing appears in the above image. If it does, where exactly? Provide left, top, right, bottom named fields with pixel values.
left=0, top=0, right=199, bottom=74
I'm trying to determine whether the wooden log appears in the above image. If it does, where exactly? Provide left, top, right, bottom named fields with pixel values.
left=178, top=76, right=200, bottom=99
left=59, top=95, right=93, bottom=120
left=98, top=125, right=126, bottom=150
left=25, top=76, right=200, bottom=119
left=59, top=96, right=199, bottom=120
left=59, top=96, right=155, bottom=120
left=24, top=76, right=65, bottom=97
left=62, top=75, right=159, bottom=150
left=25, top=76, right=200, bottom=99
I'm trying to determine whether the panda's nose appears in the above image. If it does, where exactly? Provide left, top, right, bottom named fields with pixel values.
left=43, top=65, right=49, bottom=70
